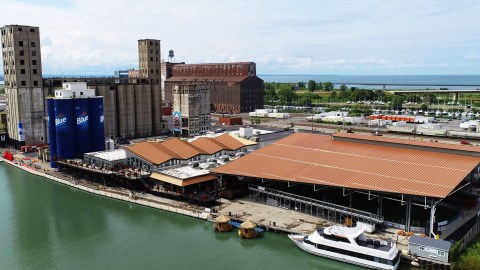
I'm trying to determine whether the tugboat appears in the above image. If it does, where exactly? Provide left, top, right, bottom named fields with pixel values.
left=289, top=225, right=400, bottom=270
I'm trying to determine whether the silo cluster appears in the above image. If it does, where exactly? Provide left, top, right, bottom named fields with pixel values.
left=47, top=97, right=105, bottom=168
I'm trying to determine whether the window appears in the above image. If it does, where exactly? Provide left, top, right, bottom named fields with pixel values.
left=20, top=69, right=25, bottom=74
left=438, top=250, right=446, bottom=257
left=33, top=69, right=37, bottom=74
left=20, top=60, right=25, bottom=65
left=30, top=28, right=35, bottom=32
left=80, top=92, right=83, bottom=95
left=21, top=81, right=26, bottom=86
left=32, top=51, right=36, bottom=56
left=19, top=41, right=23, bottom=46
left=31, top=41, right=36, bottom=47
left=32, top=60, right=37, bottom=65
left=19, top=50, right=24, bottom=56
left=33, top=80, right=38, bottom=86
left=18, top=27, right=23, bottom=32
left=150, top=57, right=153, bottom=61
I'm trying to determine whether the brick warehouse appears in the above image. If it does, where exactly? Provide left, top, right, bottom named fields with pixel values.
left=164, top=62, right=264, bottom=114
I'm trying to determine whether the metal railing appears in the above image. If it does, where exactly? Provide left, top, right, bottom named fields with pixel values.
left=248, top=184, right=384, bottom=224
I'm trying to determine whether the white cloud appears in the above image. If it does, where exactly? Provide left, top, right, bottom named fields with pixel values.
left=464, top=54, right=480, bottom=59
left=0, top=0, right=480, bottom=75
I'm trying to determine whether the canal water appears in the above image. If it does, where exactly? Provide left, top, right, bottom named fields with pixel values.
left=0, top=163, right=416, bottom=270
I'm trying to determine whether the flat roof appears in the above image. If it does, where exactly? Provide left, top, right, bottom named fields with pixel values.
left=159, top=165, right=211, bottom=180
left=409, top=235, right=452, bottom=250
left=212, top=133, right=480, bottom=198
left=85, top=149, right=127, bottom=161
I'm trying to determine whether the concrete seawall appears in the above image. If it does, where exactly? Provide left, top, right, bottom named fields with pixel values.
left=1, top=157, right=210, bottom=220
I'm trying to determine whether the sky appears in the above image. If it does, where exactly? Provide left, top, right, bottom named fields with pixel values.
left=1, top=0, right=480, bottom=76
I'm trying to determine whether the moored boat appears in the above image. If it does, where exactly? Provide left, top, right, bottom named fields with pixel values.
left=289, top=225, right=400, bottom=270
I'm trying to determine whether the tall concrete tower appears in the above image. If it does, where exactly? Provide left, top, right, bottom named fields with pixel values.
left=1, top=25, right=46, bottom=147
left=138, top=39, right=161, bottom=84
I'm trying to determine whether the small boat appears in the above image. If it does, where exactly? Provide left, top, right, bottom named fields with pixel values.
left=289, top=225, right=400, bottom=270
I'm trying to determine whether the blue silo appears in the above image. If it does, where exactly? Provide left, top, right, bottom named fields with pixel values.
left=88, top=97, right=105, bottom=152
left=54, top=99, right=76, bottom=160
left=46, top=98, right=58, bottom=168
left=74, top=98, right=91, bottom=157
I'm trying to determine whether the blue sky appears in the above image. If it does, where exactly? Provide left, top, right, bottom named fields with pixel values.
left=1, top=0, right=480, bottom=75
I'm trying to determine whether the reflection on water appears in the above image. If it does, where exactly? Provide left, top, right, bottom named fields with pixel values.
left=0, top=163, right=415, bottom=269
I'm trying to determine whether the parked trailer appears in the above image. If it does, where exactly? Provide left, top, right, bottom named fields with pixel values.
left=386, top=125, right=416, bottom=133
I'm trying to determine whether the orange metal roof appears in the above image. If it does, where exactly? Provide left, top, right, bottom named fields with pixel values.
left=126, top=135, right=253, bottom=165
left=213, top=133, right=480, bottom=198
left=126, top=142, right=178, bottom=165
left=214, top=133, right=246, bottom=150
left=190, top=137, right=227, bottom=154
left=162, top=138, right=208, bottom=159
left=333, top=132, right=480, bottom=154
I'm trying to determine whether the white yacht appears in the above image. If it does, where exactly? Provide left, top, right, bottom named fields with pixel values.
left=289, top=225, right=400, bottom=270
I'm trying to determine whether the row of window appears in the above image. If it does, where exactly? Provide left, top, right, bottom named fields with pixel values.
left=304, top=238, right=400, bottom=266
left=3, top=80, right=39, bottom=87
left=18, top=41, right=36, bottom=47
left=0, top=28, right=35, bottom=35
left=1, top=49, right=37, bottom=57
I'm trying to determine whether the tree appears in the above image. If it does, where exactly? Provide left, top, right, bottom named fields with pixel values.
left=297, top=81, right=306, bottom=89
left=330, top=91, right=337, bottom=99
left=323, top=81, right=334, bottom=92
left=307, top=80, right=317, bottom=92
left=391, top=96, right=404, bottom=110
left=339, top=84, right=347, bottom=92
left=420, top=103, right=429, bottom=111
left=277, top=86, right=297, bottom=105
left=317, top=82, right=323, bottom=90
left=297, top=92, right=318, bottom=106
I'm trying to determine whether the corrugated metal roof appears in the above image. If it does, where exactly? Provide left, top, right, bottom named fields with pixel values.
left=190, top=137, right=227, bottom=154
left=408, top=235, right=452, bottom=250
left=333, top=132, right=480, bottom=154
left=150, top=172, right=216, bottom=187
left=215, top=134, right=247, bottom=150
left=126, top=135, right=254, bottom=165
left=212, top=133, right=480, bottom=198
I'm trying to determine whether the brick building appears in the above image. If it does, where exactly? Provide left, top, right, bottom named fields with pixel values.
left=165, top=62, right=264, bottom=114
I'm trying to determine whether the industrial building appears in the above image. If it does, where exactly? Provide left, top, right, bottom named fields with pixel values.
left=213, top=132, right=480, bottom=237
left=165, top=62, right=264, bottom=113
left=138, top=39, right=161, bottom=84
left=125, top=133, right=256, bottom=172
left=172, top=84, right=210, bottom=137
left=160, top=58, right=184, bottom=104
left=46, top=82, right=105, bottom=167
left=1, top=25, right=46, bottom=147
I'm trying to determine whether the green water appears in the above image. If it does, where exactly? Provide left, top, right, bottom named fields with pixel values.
left=0, top=163, right=415, bottom=270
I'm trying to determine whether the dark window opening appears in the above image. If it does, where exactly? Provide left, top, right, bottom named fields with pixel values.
left=33, top=80, right=38, bottom=86
left=20, top=69, right=25, bottom=74
left=20, top=60, right=25, bottom=65
left=32, top=60, right=37, bottom=65
left=32, top=51, right=36, bottom=56
left=31, top=41, right=36, bottom=47
left=30, top=28, right=35, bottom=32
left=19, top=41, right=24, bottom=46
left=19, top=50, right=24, bottom=56
left=33, top=69, right=37, bottom=74
left=21, top=81, right=26, bottom=86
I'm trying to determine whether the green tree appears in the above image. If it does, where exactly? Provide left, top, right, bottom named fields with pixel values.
left=423, top=93, right=436, bottom=104
left=297, top=81, right=306, bottom=89
left=277, top=85, right=297, bottom=105
left=307, top=80, right=317, bottom=92
left=330, top=91, right=337, bottom=99
left=297, top=92, right=317, bottom=106
left=323, top=81, right=334, bottom=92
left=390, top=96, right=404, bottom=110
left=339, top=84, right=347, bottom=92
left=317, top=82, right=323, bottom=90
left=420, top=103, right=428, bottom=111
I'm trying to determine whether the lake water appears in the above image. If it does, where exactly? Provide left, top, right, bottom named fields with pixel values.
left=0, top=163, right=417, bottom=269
left=259, top=75, right=480, bottom=89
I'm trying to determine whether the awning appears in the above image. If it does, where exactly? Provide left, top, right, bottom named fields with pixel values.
left=150, top=172, right=216, bottom=187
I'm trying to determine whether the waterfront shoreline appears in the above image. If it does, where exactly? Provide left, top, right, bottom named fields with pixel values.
left=0, top=157, right=210, bottom=221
